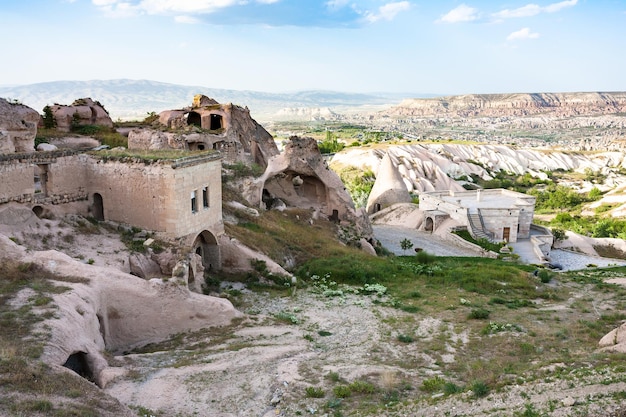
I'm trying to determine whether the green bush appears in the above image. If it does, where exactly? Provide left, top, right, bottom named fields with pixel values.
left=537, top=269, right=552, bottom=283
left=305, top=386, right=325, bottom=398
left=471, top=380, right=489, bottom=398
left=421, top=376, right=445, bottom=392
left=397, top=334, right=414, bottom=343
left=333, top=385, right=352, bottom=398
left=468, top=308, right=491, bottom=320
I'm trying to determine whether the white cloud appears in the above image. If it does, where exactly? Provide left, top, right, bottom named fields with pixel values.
left=507, top=27, right=540, bottom=41
left=364, top=1, right=410, bottom=23
left=174, top=15, right=201, bottom=24
left=493, top=0, right=577, bottom=19
left=437, top=4, right=479, bottom=24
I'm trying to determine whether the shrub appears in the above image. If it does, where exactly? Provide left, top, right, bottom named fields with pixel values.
left=421, top=376, right=445, bottom=392
left=468, top=308, right=491, bottom=320
left=305, top=386, right=325, bottom=398
left=537, top=269, right=551, bottom=283
left=415, top=251, right=436, bottom=264
left=333, top=385, right=352, bottom=398
left=397, top=334, right=414, bottom=343
left=348, top=380, right=376, bottom=394
left=471, top=380, right=489, bottom=398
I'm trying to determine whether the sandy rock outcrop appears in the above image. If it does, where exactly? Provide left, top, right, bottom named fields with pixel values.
left=599, top=322, right=626, bottom=353
left=245, top=136, right=362, bottom=228
left=219, top=235, right=293, bottom=278
left=50, top=98, right=113, bottom=132
left=0, top=234, right=241, bottom=389
left=0, top=97, right=39, bottom=153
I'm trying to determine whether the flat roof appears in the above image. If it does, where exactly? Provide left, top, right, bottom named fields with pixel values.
left=425, top=189, right=534, bottom=209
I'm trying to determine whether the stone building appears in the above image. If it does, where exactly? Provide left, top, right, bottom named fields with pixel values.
left=419, top=189, right=535, bottom=243
left=0, top=149, right=224, bottom=269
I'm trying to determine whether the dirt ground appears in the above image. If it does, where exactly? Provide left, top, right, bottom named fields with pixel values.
left=6, top=212, right=626, bottom=417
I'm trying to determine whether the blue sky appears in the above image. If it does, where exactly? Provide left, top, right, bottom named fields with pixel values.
left=1, top=0, right=624, bottom=95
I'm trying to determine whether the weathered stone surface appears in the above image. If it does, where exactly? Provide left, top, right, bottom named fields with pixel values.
left=50, top=98, right=113, bottom=132
left=366, top=152, right=412, bottom=214
left=37, top=143, right=58, bottom=151
left=599, top=322, right=626, bottom=353
left=134, top=95, right=279, bottom=168
left=129, top=252, right=162, bottom=279
left=0, top=98, right=39, bottom=153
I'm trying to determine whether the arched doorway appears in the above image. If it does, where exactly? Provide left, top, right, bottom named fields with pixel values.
left=424, top=217, right=434, bottom=232
left=192, top=230, right=220, bottom=271
left=92, top=193, right=104, bottom=221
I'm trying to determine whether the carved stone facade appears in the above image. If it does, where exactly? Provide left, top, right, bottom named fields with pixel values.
left=129, top=95, right=279, bottom=168
left=0, top=150, right=224, bottom=269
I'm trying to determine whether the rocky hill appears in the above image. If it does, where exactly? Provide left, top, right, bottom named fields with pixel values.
left=384, top=92, right=626, bottom=118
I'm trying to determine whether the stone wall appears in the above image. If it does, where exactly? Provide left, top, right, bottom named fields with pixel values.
left=0, top=151, right=224, bottom=241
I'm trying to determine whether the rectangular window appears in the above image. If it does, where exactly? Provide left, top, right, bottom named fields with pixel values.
left=191, top=190, right=197, bottom=213
left=202, top=186, right=209, bottom=208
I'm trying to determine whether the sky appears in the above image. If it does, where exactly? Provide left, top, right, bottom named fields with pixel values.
left=0, top=0, right=625, bottom=95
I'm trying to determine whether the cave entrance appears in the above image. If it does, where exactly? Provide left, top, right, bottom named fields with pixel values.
left=210, top=114, right=223, bottom=130
left=32, top=205, right=44, bottom=219
left=92, top=193, right=104, bottom=221
left=63, top=352, right=94, bottom=382
left=187, top=111, right=201, bottom=127
left=192, top=230, right=220, bottom=271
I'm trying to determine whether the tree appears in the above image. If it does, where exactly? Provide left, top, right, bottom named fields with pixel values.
left=400, top=238, right=414, bottom=253
left=42, top=105, right=55, bottom=129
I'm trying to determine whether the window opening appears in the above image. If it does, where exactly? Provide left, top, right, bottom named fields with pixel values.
left=202, top=187, right=209, bottom=208
left=191, top=190, right=198, bottom=213
left=210, top=114, right=223, bottom=130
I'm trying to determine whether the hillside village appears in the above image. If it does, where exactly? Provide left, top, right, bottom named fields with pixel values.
left=2, top=93, right=626, bottom=416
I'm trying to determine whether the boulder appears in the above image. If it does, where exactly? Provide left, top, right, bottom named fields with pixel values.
left=37, top=143, right=58, bottom=151
left=50, top=98, right=113, bottom=132
left=129, top=252, right=162, bottom=279
left=0, top=97, right=39, bottom=153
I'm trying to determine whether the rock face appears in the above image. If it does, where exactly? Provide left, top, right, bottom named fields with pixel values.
left=248, top=136, right=357, bottom=221
left=49, top=98, right=113, bottom=132
left=385, top=92, right=626, bottom=118
left=129, top=95, right=279, bottom=168
left=0, top=234, right=241, bottom=389
left=331, top=143, right=626, bottom=196
left=0, top=97, right=39, bottom=153
left=366, top=152, right=412, bottom=214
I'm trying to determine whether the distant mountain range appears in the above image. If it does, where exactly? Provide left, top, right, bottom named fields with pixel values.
left=0, top=79, right=420, bottom=122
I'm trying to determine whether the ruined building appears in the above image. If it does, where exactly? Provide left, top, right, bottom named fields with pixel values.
left=128, top=94, right=279, bottom=169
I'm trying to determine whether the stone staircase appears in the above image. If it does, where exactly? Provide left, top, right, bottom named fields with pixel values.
left=467, top=210, right=493, bottom=241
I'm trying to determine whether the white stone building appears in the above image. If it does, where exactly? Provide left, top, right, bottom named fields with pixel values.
left=419, top=189, right=536, bottom=243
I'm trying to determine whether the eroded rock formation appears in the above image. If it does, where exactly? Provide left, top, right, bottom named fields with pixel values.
left=49, top=98, right=113, bottom=132
left=128, top=95, right=279, bottom=168
left=0, top=97, right=39, bottom=153
left=244, top=136, right=373, bottom=243
left=386, top=92, right=626, bottom=118
left=0, top=234, right=240, bottom=389
left=365, top=152, right=412, bottom=214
